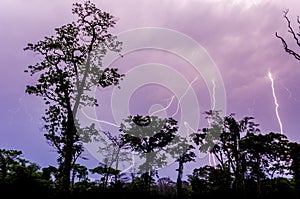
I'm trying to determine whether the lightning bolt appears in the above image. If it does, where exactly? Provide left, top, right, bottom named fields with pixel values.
left=150, top=77, right=198, bottom=118
left=150, top=96, right=175, bottom=116
left=80, top=108, right=137, bottom=173
left=82, top=76, right=203, bottom=172
left=182, top=78, right=218, bottom=167
left=172, top=77, right=198, bottom=117
left=211, top=79, right=216, bottom=111
left=207, top=79, right=217, bottom=167
left=268, top=72, right=283, bottom=134
left=280, top=82, right=299, bottom=103
left=80, top=108, right=120, bottom=128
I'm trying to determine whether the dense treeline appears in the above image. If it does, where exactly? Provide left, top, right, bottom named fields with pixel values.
left=1, top=111, right=300, bottom=198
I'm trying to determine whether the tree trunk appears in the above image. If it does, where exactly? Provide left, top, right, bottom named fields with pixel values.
left=71, top=166, right=76, bottom=190
left=61, top=96, right=76, bottom=194
left=61, top=126, right=74, bottom=193
left=147, top=171, right=151, bottom=193
left=176, top=160, right=183, bottom=199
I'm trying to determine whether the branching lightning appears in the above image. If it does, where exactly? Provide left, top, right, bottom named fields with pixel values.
left=208, top=79, right=217, bottom=167
left=183, top=121, right=198, bottom=142
left=268, top=72, right=283, bottom=134
left=280, top=82, right=299, bottom=103
left=181, top=78, right=218, bottom=166
left=172, top=77, right=198, bottom=117
left=80, top=75, right=199, bottom=173
left=150, top=77, right=198, bottom=118
left=81, top=76, right=207, bottom=172
left=80, top=108, right=136, bottom=173
left=80, top=108, right=120, bottom=128
left=150, top=96, right=175, bottom=116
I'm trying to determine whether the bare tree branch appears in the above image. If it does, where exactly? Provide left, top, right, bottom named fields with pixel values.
left=283, top=10, right=300, bottom=46
left=275, top=32, right=300, bottom=61
left=275, top=10, right=300, bottom=61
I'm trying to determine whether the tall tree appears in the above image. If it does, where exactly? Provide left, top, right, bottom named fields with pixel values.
left=275, top=9, right=300, bottom=197
left=119, top=115, right=178, bottom=192
left=241, top=132, right=290, bottom=197
left=192, top=110, right=260, bottom=196
left=174, top=143, right=195, bottom=199
left=24, top=1, right=123, bottom=193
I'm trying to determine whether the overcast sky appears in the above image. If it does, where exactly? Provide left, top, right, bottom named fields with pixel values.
left=1, top=0, right=300, bottom=179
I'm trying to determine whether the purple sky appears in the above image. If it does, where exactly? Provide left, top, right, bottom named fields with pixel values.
left=1, top=0, right=300, bottom=179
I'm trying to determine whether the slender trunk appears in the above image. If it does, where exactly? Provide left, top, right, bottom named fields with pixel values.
left=61, top=117, right=75, bottom=193
left=176, top=160, right=183, bottom=199
left=104, top=168, right=110, bottom=189
left=71, top=167, right=76, bottom=190
left=59, top=39, right=95, bottom=194
left=147, top=171, right=151, bottom=193
left=114, top=148, right=120, bottom=184
left=233, top=131, right=244, bottom=197
left=143, top=170, right=151, bottom=193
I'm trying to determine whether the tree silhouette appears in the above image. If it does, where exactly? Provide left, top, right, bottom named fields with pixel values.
left=0, top=149, right=56, bottom=197
left=71, top=163, right=89, bottom=189
left=190, top=111, right=298, bottom=198
left=241, top=132, right=290, bottom=197
left=119, top=115, right=178, bottom=192
left=94, top=130, right=131, bottom=184
left=0, top=149, right=22, bottom=185
left=188, top=165, right=233, bottom=197
left=174, top=142, right=195, bottom=198
left=192, top=111, right=261, bottom=197
left=275, top=9, right=300, bottom=198
left=24, top=0, right=123, bottom=193
left=275, top=9, right=300, bottom=62
left=89, top=163, right=120, bottom=189
left=289, top=142, right=300, bottom=197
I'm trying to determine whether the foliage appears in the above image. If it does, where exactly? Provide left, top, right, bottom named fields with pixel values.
left=24, top=0, right=124, bottom=192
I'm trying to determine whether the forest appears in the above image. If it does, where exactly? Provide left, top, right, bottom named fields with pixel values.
left=1, top=1, right=300, bottom=199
